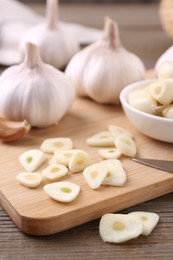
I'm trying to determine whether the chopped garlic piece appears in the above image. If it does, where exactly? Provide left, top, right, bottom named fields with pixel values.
left=83, top=163, right=108, bottom=189
left=129, top=211, right=159, bottom=236
left=115, top=134, right=137, bottom=157
left=16, top=172, right=42, bottom=188
left=69, top=150, right=91, bottom=173
left=41, top=163, right=68, bottom=181
left=98, top=148, right=122, bottom=159
left=108, top=125, right=133, bottom=139
left=40, top=138, right=73, bottom=154
left=43, top=181, right=80, bottom=202
left=100, top=159, right=127, bottom=186
left=19, top=149, right=47, bottom=172
left=49, top=149, right=78, bottom=166
left=86, top=131, right=114, bottom=147
left=99, top=213, right=143, bottom=243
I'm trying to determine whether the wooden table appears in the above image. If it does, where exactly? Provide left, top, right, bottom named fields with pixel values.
left=1, top=2, right=173, bottom=259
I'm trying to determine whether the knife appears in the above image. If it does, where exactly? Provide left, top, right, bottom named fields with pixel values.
left=133, top=157, right=173, bottom=173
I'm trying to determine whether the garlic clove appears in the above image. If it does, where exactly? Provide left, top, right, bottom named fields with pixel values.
left=40, top=138, right=73, bottom=154
left=41, top=163, right=68, bottom=181
left=19, top=149, right=47, bottom=172
left=69, top=150, right=91, bottom=173
left=43, top=181, right=80, bottom=202
left=0, top=117, right=30, bottom=142
left=128, top=212, right=159, bottom=236
left=86, top=131, right=115, bottom=147
left=99, top=213, right=143, bottom=243
left=98, top=148, right=122, bottom=159
left=16, top=172, right=42, bottom=188
left=108, top=125, right=133, bottom=139
left=162, top=104, right=173, bottom=119
left=114, top=134, right=137, bottom=157
left=49, top=149, right=78, bottom=166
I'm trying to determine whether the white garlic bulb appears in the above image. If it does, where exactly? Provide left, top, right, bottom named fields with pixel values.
left=157, top=60, right=173, bottom=79
left=155, top=45, right=173, bottom=75
left=21, top=0, right=79, bottom=69
left=0, top=42, right=75, bottom=128
left=65, top=17, right=145, bottom=104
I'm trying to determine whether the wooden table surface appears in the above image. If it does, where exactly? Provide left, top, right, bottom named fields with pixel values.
left=1, top=2, right=173, bottom=260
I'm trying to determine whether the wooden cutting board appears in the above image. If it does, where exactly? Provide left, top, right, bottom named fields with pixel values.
left=0, top=97, right=173, bottom=236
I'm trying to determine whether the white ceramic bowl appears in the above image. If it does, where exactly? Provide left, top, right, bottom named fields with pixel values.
left=120, top=79, right=173, bottom=143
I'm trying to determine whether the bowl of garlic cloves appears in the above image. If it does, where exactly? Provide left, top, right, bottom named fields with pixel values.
left=120, top=78, right=173, bottom=143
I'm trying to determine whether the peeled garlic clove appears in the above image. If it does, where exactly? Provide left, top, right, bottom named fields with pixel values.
left=16, top=172, right=42, bottom=188
left=69, top=150, right=91, bottom=173
left=0, top=117, right=30, bottom=142
left=148, top=79, right=173, bottom=105
left=162, top=104, right=173, bottom=119
left=128, top=88, right=157, bottom=114
left=43, top=181, right=80, bottom=202
left=98, top=148, right=121, bottom=159
left=40, top=138, right=73, bottom=154
left=65, top=17, right=145, bottom=104
left=128, top=212, right=159, bottom=236
left=86, top=131, right=114, bottom=147
left=21, top=0, right=79, bottom=69
left=108, top=125, right=133, bottom=139
left=0, top=42, right=75, bottom=127
left=99, top=213, right=143, bottom=243
left=50, top=149, right=77, bottom=166
left=41, top=163, right=68, bottom=181
left=83, top=163, right=108, bottom=189
left=19, top=149, right=47, bottom=172
left=101, top=159, right=127, bottom=186
left=115, top=134, right=137, bottom=157
left=157, top=60, right=173, bottom=79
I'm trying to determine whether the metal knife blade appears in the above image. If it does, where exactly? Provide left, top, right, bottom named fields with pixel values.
left=133, top=157, right=173, bottom=173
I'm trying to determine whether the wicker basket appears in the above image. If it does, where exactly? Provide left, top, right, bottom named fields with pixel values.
left=160, top=0, right=173, bottom=41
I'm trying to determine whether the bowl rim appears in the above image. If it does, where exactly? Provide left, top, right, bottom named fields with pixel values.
left=120, top=79, right=173, bottom=124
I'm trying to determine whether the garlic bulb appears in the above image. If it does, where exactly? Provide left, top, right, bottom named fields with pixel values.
left=0, top=42, right=75, bottom=128
left=157, top=60, right=173, bottom=79
left=155, top=45, right=173, bottom=75
left=65, top=17, right=145, bottom=104
left=21, top=0, right=79, bottom=69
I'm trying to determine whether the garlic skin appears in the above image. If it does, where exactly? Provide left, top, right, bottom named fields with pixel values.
left=21, top=0, right=79, bottom=69
left=0, top=42, right=75, bottom=128
left=65, top=17, right=145, bottom=104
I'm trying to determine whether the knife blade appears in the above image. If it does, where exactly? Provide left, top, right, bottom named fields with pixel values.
left=133, top=157, right=173, bottom=173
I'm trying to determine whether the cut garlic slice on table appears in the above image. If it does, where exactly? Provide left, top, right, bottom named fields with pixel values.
left=41, top=163, right=68, bottom=181
left=83, top=163, right=108, bottom=189
left=108, top=125, right=133, bottom=139
left=69, top=150, right=91, bottom=173
left=86, top=131, right=114, bottom=147
left=19, top=149, right=47, bottom=172
left=128, top=211, right=159, bottom=236
left=49, top=149, right=78, bottom=166
left=43, top=181, right=80, bottom=203
left=40, top=138, right=73, bottom=154
left=99, top=159, right=127, bottom=186
left=98, top=148, right=122, bottom=159
left=115, top=134, right=137, bottom=157
left=99, top=213, right=143, bottom=243
left=16, top=172, right=42, bottom=188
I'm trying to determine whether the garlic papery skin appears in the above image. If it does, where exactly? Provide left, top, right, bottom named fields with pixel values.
left=0, top=42, right=75, bottom=128
left=65, top=17, right=145, bottom=104
left=20, top=0, right=79, bottom=69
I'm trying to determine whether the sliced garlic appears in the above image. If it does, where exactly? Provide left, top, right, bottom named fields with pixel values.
left=83, top=163, right=108, bottom=189
left=98, top=148, right=121, bottom=159
left=40, top=138, right=73, bottom=154
left=16, top=172, right=42, bottom=188
left=99, top=213, right=143, bottom=243
left=19, top=149, right=47, bottom=172
left=115, top=134, right=137, bottom=157
left=108, top=125, right=133, bottom=139
left=100, top=159, right=127, bottom=186
left=86, top=131, right=114, bottom=147
left=129, top=211, right=159, bottom=236
left=49, top=149, right=77, bottom=166
left=41, top=163, right=68, bottom=181
left=43, top=181, right=80, bottom=202
left=69, top=150, right=91, bottom=173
